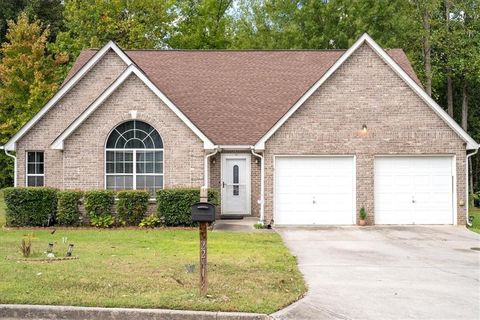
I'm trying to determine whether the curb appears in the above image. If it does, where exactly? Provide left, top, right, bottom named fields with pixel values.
left=0, top=304, right=271, bottom=320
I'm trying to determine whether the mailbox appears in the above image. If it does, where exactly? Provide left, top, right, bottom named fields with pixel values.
left=191, top=202, right=216, bottom=222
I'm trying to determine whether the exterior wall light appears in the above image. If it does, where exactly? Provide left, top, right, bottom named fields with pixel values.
left=362, top=124, right=367, bottom=133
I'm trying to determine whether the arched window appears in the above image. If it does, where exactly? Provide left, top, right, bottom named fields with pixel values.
left=105, top=120, right=163, bottom=197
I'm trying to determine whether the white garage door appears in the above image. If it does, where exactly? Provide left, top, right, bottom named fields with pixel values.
left=275, top=156, right=355, bottom=225
left=374, top=156, right=454, bottom=225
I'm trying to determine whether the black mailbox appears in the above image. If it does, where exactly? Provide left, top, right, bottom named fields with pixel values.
left=191, top=202, right=216, bottom=222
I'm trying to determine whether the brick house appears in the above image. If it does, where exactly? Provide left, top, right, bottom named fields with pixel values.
left=2, top=34, right=478, bottom=226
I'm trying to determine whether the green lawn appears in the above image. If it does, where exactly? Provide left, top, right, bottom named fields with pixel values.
left=468, top=206, right=480, bottom=234
left=0, top=195, right=305, bottom=313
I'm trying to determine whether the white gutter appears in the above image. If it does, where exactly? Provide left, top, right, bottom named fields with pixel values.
left=251, top=147, right=265, bottom=224
left=466, top=147, right=479, bottom=226
left=204, top=147, right=219, bottom=188
left=1, top=146, right=17, bottom=187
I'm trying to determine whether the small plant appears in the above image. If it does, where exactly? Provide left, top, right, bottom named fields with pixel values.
left=359, top=207, right=367, bottom=226
left=359, top=207, right=367, bottom=220
left=139, top=214, right=162, bottom=228
left=90, top=215, right=114, bottom=228
left=254, top=223, right=266, bottom=229
left=19, top=234, right=33, bottom=258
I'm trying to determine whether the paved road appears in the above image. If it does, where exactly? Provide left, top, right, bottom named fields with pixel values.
left=272, top=226, right=480, bottom=320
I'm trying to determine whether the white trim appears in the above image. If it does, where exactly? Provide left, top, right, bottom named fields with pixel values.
left=204, top=148, right=219, bottom=188
left=251, top=148, right=264, bottom=223
left=466, top=148, right=479, bottom=226
left=254, top=33, right=478, bottom=150
left=4, top=41, right=132, bottom=151
left=273, top=155, right=356, bottom=225
left=221, top=153, right=251, bottom=215
left=51, top=64, right=214, bottom=150
left=218, top=145, right=252, bottom=150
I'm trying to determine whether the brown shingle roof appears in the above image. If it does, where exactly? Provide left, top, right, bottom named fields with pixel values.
left=64, top=48, right=422, bottom=145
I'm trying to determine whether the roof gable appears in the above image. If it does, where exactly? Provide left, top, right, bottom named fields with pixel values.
left=254, top=33, right=478, bottom=150
left=51, top=65, right=215, bottom=149
left=3, top=41, right=132, bottom=151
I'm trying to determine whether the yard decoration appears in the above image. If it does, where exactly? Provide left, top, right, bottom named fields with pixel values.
left=359, top=207, right=367, bottom=226
left=191, top=187, right=216, bottom=296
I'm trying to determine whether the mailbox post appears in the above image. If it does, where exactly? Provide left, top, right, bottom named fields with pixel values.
left=191, top=187, right=216, bottom=296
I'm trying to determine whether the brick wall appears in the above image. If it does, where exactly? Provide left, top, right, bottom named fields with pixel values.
left=16, top=51, right=127, bottom=188
left=264, top=44, right=467, bottom=225
left=63, top=75, right=204, bottom=189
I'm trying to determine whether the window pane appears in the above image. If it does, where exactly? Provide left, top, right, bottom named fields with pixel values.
left=115, top=152, right=124, bottom=161
left=145, top=163, right=154, bottom=173
left=36, top=164, right=44, bottom=174
left=27, top=164, right=35, bottom=174
left=125, top=176, right=134, bottom=189
left=115, top=162, right=124, bottom=173
left=106, top=163, right=114, bottom=173
left=136, top=175, right=145, bottom=189
left=125, top=138, right=144, bottom=149
left=36, top=152, right=44, bottom=163
left=154, top=176, right=163, bottom=188
left=27, top=152, right=36, bottom=163
left=125, top=163, right=133, bottom=173
left=136, top=162, right=145, bottom=173
left=27, top=176, right=35, bottom=186
left=137, top=151, right=146, bottom=162
left=125, top=151, right=133, bottom=161
left=106, top=151, right=114, bottom=161
left=154, top=162, right=163, bottom=173
left=106, top=130, right=120, bottom=148
left=36, top=176, right=44, bottom=186
left=145, top=151, right=154, bottom=161
left=106, top=176, right=115, bottom=188
left=155, top=151, right=163, bottom=161
left=150, top=130, right=163, bottom=148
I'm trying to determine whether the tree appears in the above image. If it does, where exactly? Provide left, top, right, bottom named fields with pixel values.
left=0, top=13, right=61, bottom=187
left=168, top=0, right=235, bottom=49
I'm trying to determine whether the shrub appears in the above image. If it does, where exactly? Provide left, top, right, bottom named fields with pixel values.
left=156, top=188, right=219, bottom=226
left=90, top=215, right=114, bottom=228
left=139, top=214, right=162, bottom=228
left=84, top=190, right=115, bottom=227
left=57, top=190, right=83, bottom=226
left=116, top=190, right=149, bottom=226
left=3, top=187, right=57, bottom=227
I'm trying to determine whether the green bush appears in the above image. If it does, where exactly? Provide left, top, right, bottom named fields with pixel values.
left=84, top=190, right=115, bottom=227
left=156, top=188, right=219, bottom=226
left=359, top=207, right=367, bottom=220
left=116, top=190, right=149, bottom=226
left=90, top=215, right=114, bottom=228
left=139, top=214, right=162, bottom=228
left=3, top=187, right=57, bottom=227
left=57, top=190, right=83, bottom=226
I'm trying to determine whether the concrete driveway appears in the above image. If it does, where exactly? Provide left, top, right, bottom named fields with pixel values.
left=273, top=226, right=480, bottom=320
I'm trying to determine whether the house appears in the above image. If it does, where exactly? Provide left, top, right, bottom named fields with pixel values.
left=2, top=34, right=478, bottom=226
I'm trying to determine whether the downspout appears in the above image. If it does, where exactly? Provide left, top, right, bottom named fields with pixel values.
left=251, top=147, right=265, bottom=224
left=466, top=146, right=479, bottom=227
left=1, top=146, right=17, bottom=187
left=204, top=147, right=219, bottom=188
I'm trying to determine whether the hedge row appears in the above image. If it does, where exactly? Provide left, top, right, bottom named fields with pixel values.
left=2, top=187, right=219, bottom=228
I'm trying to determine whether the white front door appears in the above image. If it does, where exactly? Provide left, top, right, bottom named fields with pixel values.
left=374, top=156, right=454, bottom=224
left=221, top=154, right=251, bottom=215
left=275, top=156, right=356, bottom=225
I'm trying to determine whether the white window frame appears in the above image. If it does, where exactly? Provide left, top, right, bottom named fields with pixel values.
left=25, top=151, right=45, bottom=187
left=104, top=148, right=164, bottom=198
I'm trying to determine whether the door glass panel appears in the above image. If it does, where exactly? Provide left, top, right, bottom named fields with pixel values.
left=233, top=165, right=239, bottom=196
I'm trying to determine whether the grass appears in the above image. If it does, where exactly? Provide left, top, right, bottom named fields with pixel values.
left=468, top=206, right=480, bottom=234
left=0, top=194, right=305, bottom=313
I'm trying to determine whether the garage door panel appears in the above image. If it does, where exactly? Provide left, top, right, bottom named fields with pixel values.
left=275, top=156, right=355, bottom=225
left=375, top=157, right=453, bottom=225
